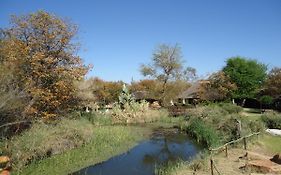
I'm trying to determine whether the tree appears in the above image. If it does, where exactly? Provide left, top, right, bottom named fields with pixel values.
left=264, top=67, right=281, bottom=98
left=204, top=71, right=237, bottom=101
left=75, top=79, right=96, bottom=111
left=140, top=43, right=195, bottom=104
left=130, top=79, right=190, bottom=105
left=84, top=77, right=124, bottom=105
left=223, top=57, right=267, bottom=100
left=259, top=95, right=273, bottom=112
left=0, top=11, right=89, bottom=119
left=130, top=79, right=163, bottom=99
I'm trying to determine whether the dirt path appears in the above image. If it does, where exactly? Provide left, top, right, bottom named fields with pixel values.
left=170, top=148, right=281, bottom=175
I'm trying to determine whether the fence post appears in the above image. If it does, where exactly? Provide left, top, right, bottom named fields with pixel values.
left=225, top=145, right=228, bottom=157
left=210, top=158, right=214, bottom=175
left=243, top=137, right=247, bottom=150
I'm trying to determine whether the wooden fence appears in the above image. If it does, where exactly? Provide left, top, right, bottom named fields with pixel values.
left=208, top=132, right=260, bottom=175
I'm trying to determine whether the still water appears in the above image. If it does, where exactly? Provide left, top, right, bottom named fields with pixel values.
left=71, top=128, right=201, bottom=175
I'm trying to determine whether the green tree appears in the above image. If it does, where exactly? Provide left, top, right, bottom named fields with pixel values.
left=0, top=11, right=89, bottom=119
left=140, top=43, right=195, bottom=104
left=223, top=57, right=267, bottom=99
left=259, top=95, right=273, bottom=112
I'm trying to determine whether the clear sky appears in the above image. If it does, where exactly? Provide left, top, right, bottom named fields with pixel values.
left=1, top=0, right=281, bottom=82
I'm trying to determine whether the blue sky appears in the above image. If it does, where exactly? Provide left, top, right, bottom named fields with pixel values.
left=1, top=0, right=281, bottom=82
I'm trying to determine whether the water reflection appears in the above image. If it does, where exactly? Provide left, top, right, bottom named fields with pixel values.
left=71, top=128, right=200, bottom=175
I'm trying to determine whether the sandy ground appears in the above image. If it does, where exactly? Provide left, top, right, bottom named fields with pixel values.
left=170, top=146, right=281, bottom=175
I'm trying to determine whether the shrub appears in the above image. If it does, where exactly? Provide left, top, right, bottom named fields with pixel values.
left=248, top=120, right=265, bottom=132
left=260, top=95, right=273, bottom=106
left=186, top=118, right=220, bottom=148
left=111, top=100, right=168, bottom=123
left=186, top=105, right=226, bottom=119
left=1, top=118, right=95, bottom=171
left=218, top=103, right=243, bottom=114
left=261, top=112, right=281, bottom=129
left=186, top=103, right=242, bottom=120
left=188, top=152, right=208, bottom=172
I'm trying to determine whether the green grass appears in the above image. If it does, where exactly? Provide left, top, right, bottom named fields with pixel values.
left=18, top=126, right=148, bottom=175
left=241, top=108, right=263, bottom=121
left=260, top=134, right=281, bottom=154
left=186, top=118, right=220, bottom=148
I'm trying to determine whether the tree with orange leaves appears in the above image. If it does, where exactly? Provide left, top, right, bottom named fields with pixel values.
left=0, top=11, right=89, bottom=119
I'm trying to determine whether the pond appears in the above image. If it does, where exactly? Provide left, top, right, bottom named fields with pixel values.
left=71, top=128, right=201, bottom=175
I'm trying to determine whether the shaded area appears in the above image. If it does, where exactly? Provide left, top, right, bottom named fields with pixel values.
left=71, top=128, right=200, bottom=175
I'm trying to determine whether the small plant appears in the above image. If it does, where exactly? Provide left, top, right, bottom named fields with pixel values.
left=261, top=112, right=281, bottom=129
left=118, top=84, right=135, bottom=108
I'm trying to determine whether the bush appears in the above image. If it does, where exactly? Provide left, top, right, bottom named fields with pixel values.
left=186, top=118, right=220, bottom=148
left=248, top=120, right=265, bottom=132
left=218, top=103, right=243, bottom=114
left=111, top=100, right=168, bottom=123
left=186, top=105, right=226, bottom=119
left=1, top=118, right=95, bottom=171
left=186, top=103, right=242, bottom=120
left=185, top=103, right=260, bottom=144
left=261, top=112, right=281, bottom=129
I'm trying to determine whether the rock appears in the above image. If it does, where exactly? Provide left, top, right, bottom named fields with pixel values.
left=245, top=160, right=275, bottom=173
left=0, top=170, right=10, bottom=175
left=271, top=153, right=281, bottom=164
left=265, top=129, right=281, bottom=136
left=242, top=159, right=281, bottom=174
left=150, top=101, right=161, bottom=109
left=0, top=157, right=9, bottom=164
left=0, top=156, right=10, bottom=170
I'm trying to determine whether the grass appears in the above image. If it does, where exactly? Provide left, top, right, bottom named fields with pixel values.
left=241, top=108, right=263, bottom=121
left=186, top=118, right=220, bottom=148
left=0, top=116, right=152, bottom=175
left=1, top=118, right=95, bottom=171
left=18, top=126, right=148, bottom=175
left=155, top=152, right=208, bottom=175
left=258, top=134, right=281, bottom=154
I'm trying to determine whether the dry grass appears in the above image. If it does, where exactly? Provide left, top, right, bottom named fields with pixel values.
left=1, top=118, right=95, bottom=171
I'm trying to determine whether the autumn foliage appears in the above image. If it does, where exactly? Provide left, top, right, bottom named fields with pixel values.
left=0, top=11, right=89, bottom=119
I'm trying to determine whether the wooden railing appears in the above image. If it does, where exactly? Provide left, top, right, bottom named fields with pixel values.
left=208, top=132, right=260, bottom=175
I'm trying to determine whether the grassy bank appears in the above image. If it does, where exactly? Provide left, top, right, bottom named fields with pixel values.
left=19, top=125, right=148, bottom=175
left=0, top=117, right=152, bottom=175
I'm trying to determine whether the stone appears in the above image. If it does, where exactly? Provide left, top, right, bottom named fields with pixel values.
left=242, top=159, right=281, bottom=174
left=0, top=170, right=10, bottom=175
left=0, top=157, right=9, bottom=164
left=271, top=153, right=281, bottom=164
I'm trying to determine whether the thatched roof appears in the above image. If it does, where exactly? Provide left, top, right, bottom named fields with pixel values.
left=177, top=80, right=209, bottom=99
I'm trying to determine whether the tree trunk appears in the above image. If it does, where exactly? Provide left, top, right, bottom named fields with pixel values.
left=241, top=98, right=246, bottom=107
